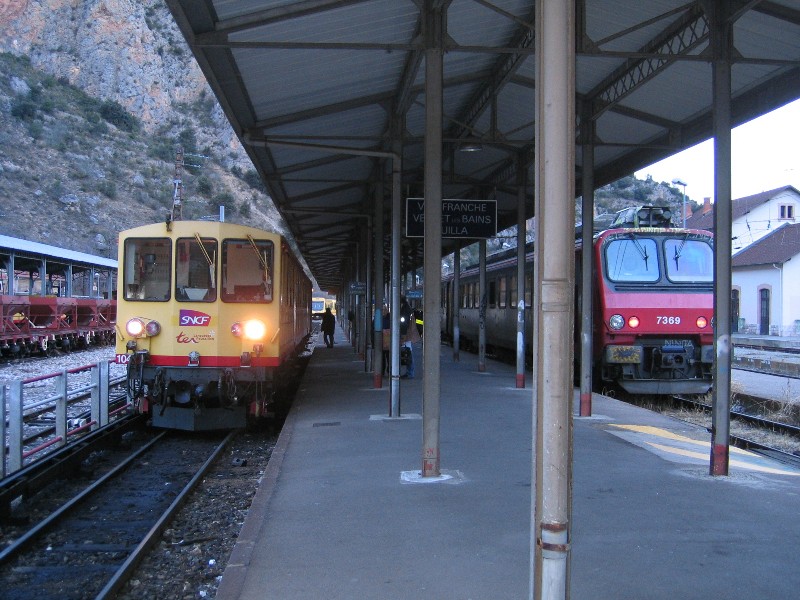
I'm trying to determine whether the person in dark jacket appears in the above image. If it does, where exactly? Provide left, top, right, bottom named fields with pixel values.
left=321, top=307, right=336, bottom=347
left=399, top=297, right=416, bottom=378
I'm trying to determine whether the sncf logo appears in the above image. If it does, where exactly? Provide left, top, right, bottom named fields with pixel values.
left=179, top=309, right=212, bottom=327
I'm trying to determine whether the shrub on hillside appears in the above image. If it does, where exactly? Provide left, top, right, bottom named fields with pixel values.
left=99, top=100, right=140, bottom=133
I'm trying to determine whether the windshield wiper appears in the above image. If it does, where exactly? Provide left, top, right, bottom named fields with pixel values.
left=627, top=233, right=650, bottom=270
left=673, top=234, right=689, bottom=270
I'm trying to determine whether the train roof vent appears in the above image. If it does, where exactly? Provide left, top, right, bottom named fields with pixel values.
left=611, top=206, right=673, bottom=229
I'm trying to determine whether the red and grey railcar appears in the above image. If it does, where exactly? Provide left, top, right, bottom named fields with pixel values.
left=442, top=206, right=715, bottom=394
left=0, top=234, right=116, bottom=357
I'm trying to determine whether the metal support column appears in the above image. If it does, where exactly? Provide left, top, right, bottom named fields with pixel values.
left=710, top=2, right=733, bottom=477
left=579, top=107, right=595, bottom=416
left=532, top=1, right=575, bottom=598
left=516, top=155, right=527, bottom=388
left=0, top=386, right=5, bottom=478
left=421, top=0, right=444, bottom=478
left=390, top=119, right=403, bottom=416
left=373, top=182, right=385, bottom=388
left=478, top=239, right=487, bottom=372
left=5, top=255, right=15, bottom=295
left=453, top=249, right=460, bottom=362
left=365, top=217, right=373, bottom=370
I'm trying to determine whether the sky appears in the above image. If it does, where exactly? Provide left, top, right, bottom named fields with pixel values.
left=634, top=98, right=800, bottom=205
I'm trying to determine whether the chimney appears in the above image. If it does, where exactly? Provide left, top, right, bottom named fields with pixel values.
left=702, top=197, right=712, bottom=214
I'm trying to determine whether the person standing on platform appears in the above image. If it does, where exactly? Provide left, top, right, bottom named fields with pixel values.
left=399, top=297, right=418, bottom=378
left=321, top=307, right=336, bottom=348
left=381, top=305, right=391, bottom=375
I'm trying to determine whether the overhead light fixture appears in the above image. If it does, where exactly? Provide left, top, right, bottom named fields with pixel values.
left=459, top=142, right=483, bottom=152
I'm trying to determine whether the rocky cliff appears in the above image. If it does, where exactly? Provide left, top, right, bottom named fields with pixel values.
left=0, top=0, right=284, bottom=257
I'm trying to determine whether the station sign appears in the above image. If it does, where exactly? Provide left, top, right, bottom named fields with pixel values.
left=349, top=281, right=366, bottom=295
left=405, top=198, right=497, bottom=239
left=406, top=289, right=423, bottom=300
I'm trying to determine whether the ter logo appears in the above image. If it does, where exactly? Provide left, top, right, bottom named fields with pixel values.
left=179, top=309, right=211, bottom=327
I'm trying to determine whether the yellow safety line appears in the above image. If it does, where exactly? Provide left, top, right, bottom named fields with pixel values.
left=608, top=424, right=800, bottom=476
left=646, top=441, right=800, bottom=477
left=609, top=424, right=752, bottom=456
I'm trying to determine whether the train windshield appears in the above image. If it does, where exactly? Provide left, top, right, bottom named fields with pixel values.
left=604, top=236, right=660, bottom=282
left=221, top=238, right=274, bottom=303
left=664, top=237, right=713, bottom=282
left=175, top=237, right=218, bottom=302
left=123, top=238, right=172, bottom=301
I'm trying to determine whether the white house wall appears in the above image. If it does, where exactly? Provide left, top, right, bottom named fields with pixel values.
left=733, top=262, right=800, bottom=336
left=733, top=266, right=779, bottom=334
left=783, top=256, right=800, bottom=336
left=731, top=189, right=800, bottom=252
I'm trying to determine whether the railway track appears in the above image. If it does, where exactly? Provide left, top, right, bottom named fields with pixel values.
left=0, top=430, right=235, bottom=599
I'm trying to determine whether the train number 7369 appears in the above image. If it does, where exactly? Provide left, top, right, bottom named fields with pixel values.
left=656, top=316, right=681, bottom=325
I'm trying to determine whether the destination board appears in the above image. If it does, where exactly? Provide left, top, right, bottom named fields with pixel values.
left=405, top=198, right=497, bottom=239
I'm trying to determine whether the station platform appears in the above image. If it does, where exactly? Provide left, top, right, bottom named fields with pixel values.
left=217, top=330, right=800, bottom=600
left=732, top=334, right=800, bottom=382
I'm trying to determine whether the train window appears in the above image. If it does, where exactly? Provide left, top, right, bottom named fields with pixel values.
left=488, top=280, right=497, bottom=308
left=664, top=237, right=713, bottom=283
left=510, top=275, right=517, bottom=308
left=123, top=238, right=172, bottom=301
left=221, top=238, right=274, bottom=303
left=604, top=237, right=659, bottom=282
left=498, top=276, right=507, bottom=308
left=175, top=237, right=217, bottom=302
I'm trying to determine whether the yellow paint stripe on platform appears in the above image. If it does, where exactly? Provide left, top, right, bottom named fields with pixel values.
left=609, top=424, right=752, bottom=455
left=608, top=424, right=800, bottom=476
left=647, top=442, right=800, bottom=476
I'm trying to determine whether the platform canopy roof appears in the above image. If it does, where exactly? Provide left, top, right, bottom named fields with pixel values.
left=166, top=0, right=800, bottom=294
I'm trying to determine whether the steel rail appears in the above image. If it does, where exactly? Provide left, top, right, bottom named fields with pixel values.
left=96, top=430, right=237, bottom=599
left=0, top=431, right=168, bottom=565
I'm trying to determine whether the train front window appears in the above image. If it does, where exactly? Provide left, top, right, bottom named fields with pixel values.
left=605, top=236, right=660, bottom=283
left=175, top=237, right=217, bottom=302
left=123, top=238, right=172, bottom=301
left=664, top=237, right=713, bottom=283
left=221, top=238, right=274, bottom=303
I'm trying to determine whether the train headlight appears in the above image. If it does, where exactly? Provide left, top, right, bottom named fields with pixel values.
left=609, top=314, right=625, bottom=330
left=232, top=320, right=267, bottom=340
left=145, top=320, right=161, bottom=336
left=696, top=316, right=708, bottom=329
left=628, top=316, right=640, bottom=328
left=126, top=318, right=145, bottom=338
left=244, top=319, right=267, bottom=340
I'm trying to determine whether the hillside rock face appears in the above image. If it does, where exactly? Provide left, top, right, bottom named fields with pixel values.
left=2, top=0, right=220, bottom=135
left=0, top=0, right=286, bottom=258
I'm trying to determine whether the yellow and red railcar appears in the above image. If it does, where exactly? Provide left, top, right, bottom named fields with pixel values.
left=115, top=220, right=311, bottom=430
